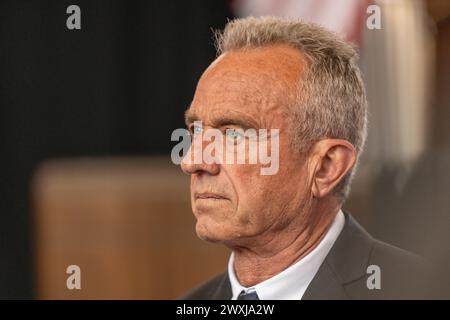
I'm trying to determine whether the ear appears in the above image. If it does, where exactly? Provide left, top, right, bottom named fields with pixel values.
left=309, top=139, right=357, bottom=198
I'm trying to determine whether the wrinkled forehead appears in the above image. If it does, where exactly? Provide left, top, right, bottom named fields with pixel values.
left=189, top=44, right=305, bottom=127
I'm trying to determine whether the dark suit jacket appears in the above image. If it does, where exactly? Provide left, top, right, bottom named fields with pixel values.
left=182, top=212, right=432, bottom=300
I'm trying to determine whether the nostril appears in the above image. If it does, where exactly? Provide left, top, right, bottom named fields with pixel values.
left=180, top=158, right=194, bottom=174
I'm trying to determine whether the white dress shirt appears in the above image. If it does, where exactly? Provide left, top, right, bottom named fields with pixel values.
left=228, top=209, right=345, bottom=300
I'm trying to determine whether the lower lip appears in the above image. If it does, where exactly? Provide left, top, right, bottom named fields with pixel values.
left=196, top=197, right=227, bottom=201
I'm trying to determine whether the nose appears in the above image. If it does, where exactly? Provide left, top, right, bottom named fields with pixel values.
left=180, top=136, right=220, bottom=176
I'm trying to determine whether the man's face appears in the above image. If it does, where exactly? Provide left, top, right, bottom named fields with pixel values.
left=181, top=45, right=312, bottom=246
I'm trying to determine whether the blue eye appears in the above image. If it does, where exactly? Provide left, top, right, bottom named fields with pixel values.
left=193, top=126, right=202, bottom=135
left=225, top=129, right=243, bottom=141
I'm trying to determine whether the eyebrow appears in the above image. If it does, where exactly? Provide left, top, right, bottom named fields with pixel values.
left=184, top=108, right=199, bottom=126
left=184, top=108, right=259, bottom=130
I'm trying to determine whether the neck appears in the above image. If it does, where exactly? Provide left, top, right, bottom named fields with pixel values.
left=231, top=205, right=340, bottom=287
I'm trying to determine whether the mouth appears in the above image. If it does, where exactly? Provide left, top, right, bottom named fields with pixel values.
left=194, top=192, right=229, bottom=201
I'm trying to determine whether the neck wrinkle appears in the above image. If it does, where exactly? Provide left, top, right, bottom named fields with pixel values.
left=232, top=207, right=339, bottom=287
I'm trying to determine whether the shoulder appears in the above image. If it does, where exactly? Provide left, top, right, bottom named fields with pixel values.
left=341, top=217, right=432, bottom=299
left=319, top=212, right=433, bottom=299
left=367, top=238, right=431, bottom=295
left=370, top=238, right=426, bottom=267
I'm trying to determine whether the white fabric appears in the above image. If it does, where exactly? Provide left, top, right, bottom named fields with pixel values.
left=228, top=209, right=345, bottom=300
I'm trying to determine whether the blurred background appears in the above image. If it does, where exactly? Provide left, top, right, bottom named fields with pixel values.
left=0, top=0, right=449, bottom=299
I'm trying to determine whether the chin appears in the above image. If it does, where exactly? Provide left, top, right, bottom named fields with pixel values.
left=194, top=217, right=234, bottom=243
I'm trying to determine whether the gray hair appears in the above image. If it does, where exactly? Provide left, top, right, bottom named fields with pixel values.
left=214, top=17, right=368, bottom=201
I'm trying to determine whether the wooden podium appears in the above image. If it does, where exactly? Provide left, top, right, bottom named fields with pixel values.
left=32, top=157, right=229, bottom=299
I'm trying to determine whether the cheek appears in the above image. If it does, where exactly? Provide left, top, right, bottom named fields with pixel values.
left=223, top=163, right=261, bottom=204
left=224, top=165, right=281, bottom=227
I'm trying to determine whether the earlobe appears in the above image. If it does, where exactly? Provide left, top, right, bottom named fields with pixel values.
left=311, top=139, right=356, bottom=198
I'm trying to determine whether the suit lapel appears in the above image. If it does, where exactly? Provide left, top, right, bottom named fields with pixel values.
left=302, top=261, right=349, bottom=299
left=210, top=272, right=232, bottom=300
left=302, top=212, right=374, bottom=299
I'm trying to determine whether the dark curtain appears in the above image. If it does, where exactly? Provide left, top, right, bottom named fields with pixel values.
left=0, top=0, right=232, bottom=298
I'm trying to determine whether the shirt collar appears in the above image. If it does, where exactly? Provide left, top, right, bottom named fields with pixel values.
left=228, top=209, right=345, bottom=300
